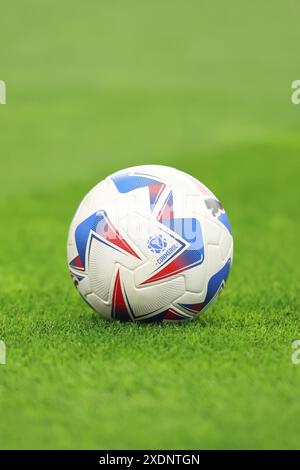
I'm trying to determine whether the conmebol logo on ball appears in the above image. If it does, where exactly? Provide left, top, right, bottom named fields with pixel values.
left=67, top=165, right=233, bottom=322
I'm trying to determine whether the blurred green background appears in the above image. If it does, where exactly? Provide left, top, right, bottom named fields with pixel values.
left=0, top=0, right=299, bottom=449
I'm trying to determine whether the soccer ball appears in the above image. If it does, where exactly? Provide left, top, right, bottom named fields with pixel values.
left=67, top=165, right=233, bottom=322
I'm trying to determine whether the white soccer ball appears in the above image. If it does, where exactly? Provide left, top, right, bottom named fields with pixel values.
left=67, top=165, right=233, bottom=322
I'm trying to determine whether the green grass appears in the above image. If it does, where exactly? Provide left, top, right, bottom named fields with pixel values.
left=0, top=0, right=300, bottom=449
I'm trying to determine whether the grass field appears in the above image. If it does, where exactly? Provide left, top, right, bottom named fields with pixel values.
left=0, top=0, right=300, bottom=449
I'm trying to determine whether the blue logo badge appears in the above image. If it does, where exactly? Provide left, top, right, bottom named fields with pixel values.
left=147, top=234, right=167, bottom=254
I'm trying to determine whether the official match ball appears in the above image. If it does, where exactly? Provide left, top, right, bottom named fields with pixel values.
left=67, top=165, right=233, bottom=322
